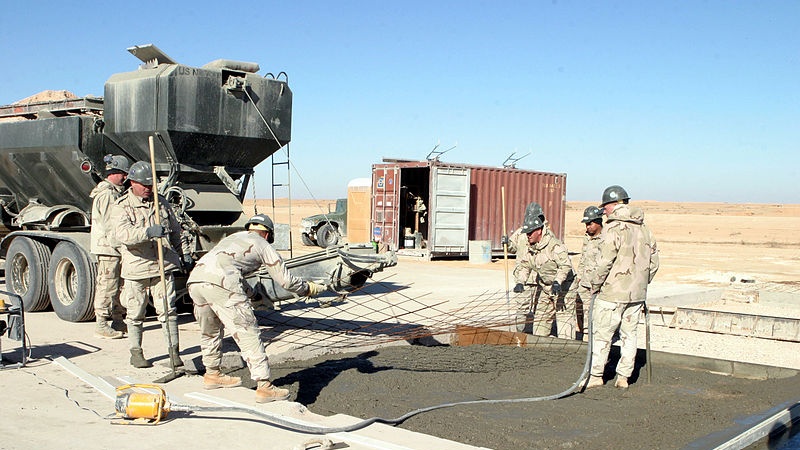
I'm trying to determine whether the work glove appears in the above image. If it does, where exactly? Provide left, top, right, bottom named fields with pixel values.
left=513, top=283, right=524, bottom=293
left=500, top=235, right=510, bottom=246
left=551, top=281, right=561, bottom=296
left=145, top=224, right=166, bottom=239
left=306, top=281, right=325, bottom=298
left=181, top=254, right=195, bottom=272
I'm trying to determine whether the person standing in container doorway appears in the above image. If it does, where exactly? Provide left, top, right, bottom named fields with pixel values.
left=586, top=185, right=659, bottom=390
left=574, top=206, right=604, bottom=340
left=112, top=161, right=189, bottom=369
left=187, top=214, right=325, bottom=403
left=512, top=215, right=577, bottom=338
left=90, top=154, right=131, bottom=339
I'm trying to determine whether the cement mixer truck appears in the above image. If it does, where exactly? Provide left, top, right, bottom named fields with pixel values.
left=0, top=44, right=395, bottom=322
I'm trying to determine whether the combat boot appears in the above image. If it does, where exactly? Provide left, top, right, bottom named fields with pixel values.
left=129, top=348, right=152, bottom=368
left=614, top=375, right=629, bottom=389
left=128, top=324, right=152, bottom=368
left=203, top=369, right=242, bottom=390
left=255, top=380, right=290, bottom=403
left=111, top=318, right=127, bottom=334
left=95, top=319, right=124, bottom=339
left=585, top=375, right=604, bottom=390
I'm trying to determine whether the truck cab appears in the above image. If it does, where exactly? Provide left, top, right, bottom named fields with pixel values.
left=299, top=198, right=347, bottom=248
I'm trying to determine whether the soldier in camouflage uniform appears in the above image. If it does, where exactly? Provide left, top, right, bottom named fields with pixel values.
left=512, top=215, right=578, bottom=338
left=111, top=161, right=188, bottom=369
left=187, top=214, right=325, bottom=403
left=586, top=186, right=659, bottom=390
left=504, top=201, right=546, bottom=255
left=574, top=206, right=604, bottom=340
left=90, top=155, right=130, bottom=339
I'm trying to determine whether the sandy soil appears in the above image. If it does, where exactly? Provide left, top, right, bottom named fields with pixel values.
left=246, top=198, right=800, bottom=286
left=565, top=201, right=800, bottom=285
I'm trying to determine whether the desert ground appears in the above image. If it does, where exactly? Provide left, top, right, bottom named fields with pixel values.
left=247, top=198, right=800, bottom=286
left=1, top=199, right=798, bottom=449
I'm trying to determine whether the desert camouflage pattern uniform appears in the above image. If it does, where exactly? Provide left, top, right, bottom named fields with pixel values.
left=575, top=231, right=603, bottom=337
left=590, top=204, right=659, bottom=379
left=513, top=227, right=577, bottom=338
left=506, top=226, right=525, bottom=255
left=112, top=192, right=184, bottom=326
left=187, top=230, right=310, bottom=381
left=507, top=221, right=552, bottom=283
left=90, top=180, right=126, bottom=322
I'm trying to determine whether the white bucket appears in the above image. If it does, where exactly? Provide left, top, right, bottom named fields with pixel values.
left=404, top=236, right=415, bottom=248
left=468, top=240, right=492, bottom=264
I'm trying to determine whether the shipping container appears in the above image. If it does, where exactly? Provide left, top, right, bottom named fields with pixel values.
left=371, top=159, right=566, bottom=259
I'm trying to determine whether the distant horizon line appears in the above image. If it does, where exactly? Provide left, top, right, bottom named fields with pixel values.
left=247, top=198, right=799, bottom=206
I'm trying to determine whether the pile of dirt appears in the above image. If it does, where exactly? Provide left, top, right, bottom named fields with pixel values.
left=13, top=90, right=78, bottom=104
left=254, top=345, right=800, bottom=450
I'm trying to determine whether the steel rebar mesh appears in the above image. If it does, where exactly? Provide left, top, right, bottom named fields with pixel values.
left=255, top=272, right=574, bottom=351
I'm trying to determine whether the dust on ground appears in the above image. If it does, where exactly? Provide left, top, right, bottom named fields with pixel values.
left=228, top=344, right=800, bottom=450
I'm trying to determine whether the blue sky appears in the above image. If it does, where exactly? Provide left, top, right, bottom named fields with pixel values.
left=1, top=1, right=797, bottom=203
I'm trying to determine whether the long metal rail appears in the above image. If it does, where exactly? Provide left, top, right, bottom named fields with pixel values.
left=647, top=305, right=800, bottom=342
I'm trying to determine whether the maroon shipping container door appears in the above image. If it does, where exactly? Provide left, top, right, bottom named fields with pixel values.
left=371, top=166, right=401, bottom=248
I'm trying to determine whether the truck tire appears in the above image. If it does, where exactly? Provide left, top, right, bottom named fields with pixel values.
left=5, top=237, right=52, bottom=312
left=48, top=241, right=96, bottom=322
left=316, top=223, right=339, bottom=248
left=301, top=233, right=316, bottom=246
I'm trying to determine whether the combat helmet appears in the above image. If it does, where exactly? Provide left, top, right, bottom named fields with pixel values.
left=127, top=161, right=153, bottom=185
left=246, top=214, right=275, bottom=243
left=104, top=154, right=131, bottom=173
left=600, top=185, right=630, bottom=206
left=520, top=215, right=545, bottom=234
left=581, top=206, right=603, bottom=224
left=525, top=202, right=545, bottom=220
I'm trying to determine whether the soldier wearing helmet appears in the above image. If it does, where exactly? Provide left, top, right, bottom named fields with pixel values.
left=503, top=201, right=547, bottom=254
left=111, top=161, right=188, bottom=369
left=574, top=206, right=604, bottom=340
left=511, top=213, right=578, bottom=339
left=89, top=154, right=132, bottom=340
left=599, top=185, right=630, bottom=214
left=187, top=213, right=325, bottom=403
left=585, top=185, right=659, bottom=390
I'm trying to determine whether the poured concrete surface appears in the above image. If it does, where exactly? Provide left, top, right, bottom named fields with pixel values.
left=263, top=344, right=800, bottom=450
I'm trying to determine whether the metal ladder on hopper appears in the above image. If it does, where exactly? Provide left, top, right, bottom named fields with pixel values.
left=270, top=144, right=293, bottom=259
